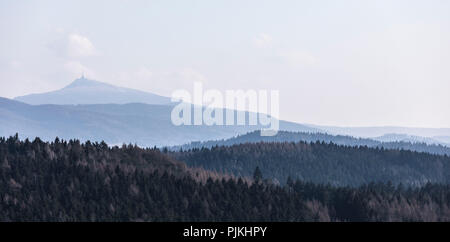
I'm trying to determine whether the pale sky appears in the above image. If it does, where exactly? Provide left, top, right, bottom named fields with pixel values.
left=1, top=0, right=449, bottom=128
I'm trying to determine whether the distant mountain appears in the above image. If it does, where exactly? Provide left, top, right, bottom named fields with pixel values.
left=307, top=124, right=450, bottom=139
left=0, top=97, right=319, bottom=147
left=174, top=130, right=450, bottom=156
left=14, top=77, right=172, bottom=105
left=373, top=133, right=449, bottom=146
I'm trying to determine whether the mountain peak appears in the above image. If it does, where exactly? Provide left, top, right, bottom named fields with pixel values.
left=14, top=77, right=172, bottom=105
left=64, top=77, right=113, bottom=89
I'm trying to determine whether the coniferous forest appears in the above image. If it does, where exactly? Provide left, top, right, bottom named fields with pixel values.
left=176, top=130, right=450, bottom=156
left=1, top=135, right=450, bottom=221
left=173, top=141, right=450, bottom=187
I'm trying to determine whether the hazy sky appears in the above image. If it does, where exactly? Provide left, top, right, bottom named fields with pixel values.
left=1, top=0, right=449, bottom=128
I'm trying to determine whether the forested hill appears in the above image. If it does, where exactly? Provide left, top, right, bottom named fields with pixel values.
left=173, top=141, right=450, bottom=187
left=173, top=130, right=450, bottom=156
left=1, top=135, right=450, bottom=221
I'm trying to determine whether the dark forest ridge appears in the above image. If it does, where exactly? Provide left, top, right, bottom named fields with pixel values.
left=173, top=138, right=450, bottom=187
left=174, top=130, right=450, bottom=156
left=1, top=135, right=449, bottom=221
